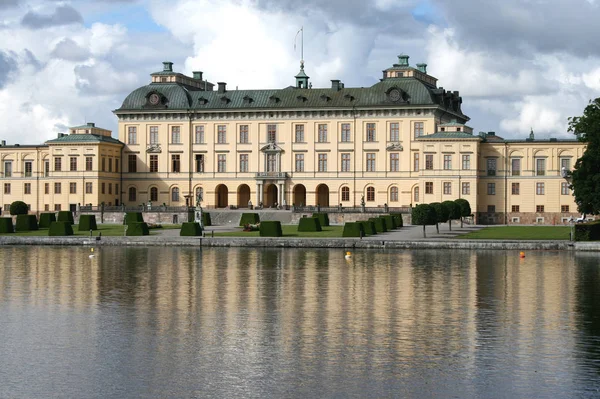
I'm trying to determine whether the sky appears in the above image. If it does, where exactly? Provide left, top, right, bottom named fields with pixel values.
left=1, top=0, right=599, bottom=145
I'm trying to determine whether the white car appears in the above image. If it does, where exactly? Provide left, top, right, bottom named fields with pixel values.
left=576, top=214, right=588, bottom=223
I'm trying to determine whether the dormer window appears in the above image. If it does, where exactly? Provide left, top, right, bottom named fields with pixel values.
left=220, top=96, right=230, bottom=105
left=198, top=97, right=208, bottom=105
left=243, top=96, right=253, bottom=104
left=296, top=95, right=307, bottom=102
left=320, top=95, right=330, bottom=102
left=344, top=94, right=355, bottom=102
left=441, top=127, right=445, bottom=132
left=269, top=95, right=280, bottom=104
left=457, top=128, right=461, bottom=132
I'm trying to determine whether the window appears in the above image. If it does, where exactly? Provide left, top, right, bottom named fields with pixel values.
left=239, top=125, right=249, bottom=144
left=443, top=182, right=451, bottom=195
left=239, top=154, right=248, bottom=172
left=44, top=183, right=49, bottom=194
left=536, top=158, right=545, bottom=176
left=487, top=183, right=496, bottom=195
left=487, top=205, right=496, bottom=213
left=3, top=183, right=10, bottom=194
left=101, top=157, right=106, bottom=172
left=86, top=182, right=92, bottom=194
left=390, top=186, right=399, bottom=202
left=86, top=157, right=93, bottom=171
left=389, top=122, right=399, bottom=142
left=218, top=154, right=226, bottom=172
left=128, top=187, right=136, bottom=202
left=536, top=205, right=545, bottom=213
left=414, top=187, right=420, bottom=202
left=366, top=153, right=376, bottom=172
left=171, top=155, right=180, bottom=172
left=101, top=182, right=105, bottom=194
left=24, top=161, right=32, bottom=177
left=318, top=153, right=327, bottom=172
left=425, top=182, right=433, bottom=194
left=195, top=126, right=204, bottom=144
left=44, top=204, right=49, bottom=211
left=366, top=187, right=375, bottom=201
left=512, top=183, right=520, bottom=195
left=70, top=182, right=76, bottom=194
left=3, top=161, right=12, bottom=177
left=536, top=182, right=545, bottom=195
left=443, top=155, right=452, bottom=170
left=195, top=154, right=204, bottom=172
left=414, top=122, right=424, bottom=138
left=267, top=124, right=277, bottom=143
left=115, top=184, right=119, bottom=196
left=341, top=123, right=351, bottom=142
left=267, top=154, right=277, bottom=172
left=54, top=204, right=61, bottom=211
left=108, top=183, right=112, bottom=195
left=487, top=159, right=497, bottom=176
left=366, top=123, right=376, bottom=142
left=150, top=187, right=158, bottom=202
left=128, top=155, right=137, bottom=173
left=561, top=158, right=571, bottom=171
left=390, top=153, right=399, bottom=172
left=44, top=161, right=49, bottom=177
left=511, top=158, right=521, bottom=176
left=425, top=154, right=433, bottom=170
left=414, top=153, right=419, bottom=172
left=150, top=155, right=158, bottom=173
left=318, top=124, right=327, bottom=143
left=462, top=182, right=470, bottom=195
left=217, top=125, right=227, bottom=144
left=54, top=182, right=61, bottom=194
left=512, top=205, right=520, bottom=212
left=462, top=155, right=470, bottom=170
left=54, top=157, right=61, bottom=172
left=561, top=182, right=570, bottom=195
left=295, top=125, right=305, bottom=143
left=128, top=126, right=137, bottom=144
left=171, top=187, right=179, bottom=202
left=115, top=158, right=119, bottom=173
left=295, top=154, right=304, bottom=172
left=171, top=126, right=181, bottom=144
left=561, top=205, right=570, bottom=213
left=341, top=186, right=350, bottom=202
left=341, top=153, right=351, bottom=172
left=108, top=158, right=112, bottom=172
left=149, top=126, right=159, bottom=145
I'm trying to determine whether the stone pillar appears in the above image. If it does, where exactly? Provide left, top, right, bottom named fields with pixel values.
left=278, top=183, right=283, bottom=207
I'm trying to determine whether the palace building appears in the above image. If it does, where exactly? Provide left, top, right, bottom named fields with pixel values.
left=0, top=55, right=586, bottom=224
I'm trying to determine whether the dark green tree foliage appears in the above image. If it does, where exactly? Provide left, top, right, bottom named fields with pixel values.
left=9, top=201, right=28, bottom=215
left=48, top=221, right=74, bottom=236
left=430, top=202, right=448, bottom=233
left=126, top=222, right=149, bottom=236
left=78, top=215, right=98, bottom=231
left=15, top=215, right=38, bottom=232
left=359, top=220, right=377, bottom=235
left=312, top=213, right=330, bottom=227
left=180, top=222, right=203, bottom=236
left=442, top=200, right=461, bottom=231
left=57, top=211, right=74, bottom=225
left=259, top=221, right=282, bottom=237
left=368, top=217, right=387, bottom=233
left=380, top=215, right=397, bottom=230
left=38, top=213, right=56, bottom=228
left=202, top=212, right=212, bottom=227
left=389, top=213, right=404, bottom=228
left=454, top=198, right=472, bottom=228
left=574, top=221, right=600, bottom=241
left=125, top=212, right=144, bottom=225
left=411, top=204, right=437, bottom=238
left=239, top=213, right=260, bottom=226
left=342, top=222, right=365, bottom=237
left=298, top=217, right=322, bottom=232
left=0, top=217, right=14, bottom=233
left=570, top=98, right=600, bottom=215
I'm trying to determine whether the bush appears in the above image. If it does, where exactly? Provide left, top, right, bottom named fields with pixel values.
left=38, top=213, right=56, bottom=228
left=57, top=211, right=74, bottom=225
left=239, top=213, right=260, bottom=226
left=9, top=201, right=28, bottom=216
left=15, top=214, right=38, bottom=232
left=389, top=213, right=404, bottom=228
left=202, top=212, right=212, bottom=227
left=359, top=220, right=377, bottom=235
left=126, top=222, right=149, bottom=236
left=574, top=221, right=600, bottom=241
left=180, top=222, right=203, bottom=236
left=78, top=215, right=98, bottom=231
left=343, top=222, right=365, bottom=237
left=412, top=204, right=437, bottom=238
left=380, top=215, right=397, bottom=230
left=368, top=217, right=387, bottom=233
left=312, top=213, right=330, bottom=227
left=298, top=217, right=322, bottom=232
left=0, top=217, right=14, bottom=233
left=48, top=221, right=74, bottom=236
left=259, top=221, right=282, bottom=237
left=125, top=212, right=144, bottom=225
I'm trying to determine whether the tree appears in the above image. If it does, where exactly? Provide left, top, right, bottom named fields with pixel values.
left=412, top=204, right=437, bottom=238
left=430, top=202, right=448, bottom=234
left=569, top=98, right=600, bottom=215
left=9, top=201, right=28, bottom=216
left=454, top=198, right=472, bottom=228
left=443, top=200, right=461, bottom=231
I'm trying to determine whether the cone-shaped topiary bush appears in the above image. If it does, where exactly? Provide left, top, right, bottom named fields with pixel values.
left=48, top=221, right=74, bottom=236
left=239, top=213, right=260, bottom=226
left=180, top=222, right=203, bottom=236
left=57, top=211, right=74, bottom=225
left=312, top=213, right=330, bottom=227
left=125, top=212, right=144, bottom=225
left=16, top=214, right=38, bottom=232
left=359, top=220, right=377, bottom=235
left=78, top=215, right=98, bottom=231
left=202, top=212, right=212, bottom=227
left=342, top=222, right=365, bottom=237
left=259, top=221, right=282, bottom=237
left=38, top=213, right=56, bottom=228
left=298, top=217, right=322, bottom=232
left=0, top=217, right=14, bottom=233
left=368, top=217, right=387, bottom=233
left=126, top=222, right=149, bottom=236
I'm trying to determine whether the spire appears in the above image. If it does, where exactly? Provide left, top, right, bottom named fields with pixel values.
left=529, top=128, right=535, bottom=140
left=294, top=27, right=309, bottom=89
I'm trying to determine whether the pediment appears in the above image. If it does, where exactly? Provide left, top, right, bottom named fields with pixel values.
left=260, top=142, right=284, bottom=152
left=386, top=143, right=404, bottom=151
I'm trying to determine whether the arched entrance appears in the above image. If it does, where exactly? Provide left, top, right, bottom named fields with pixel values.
left=237, top=184, right=251, bottom=208
left=215, top=184, right=228, bottom=208
left=293, top=184, right=306, bottom=207
left=265, top=184, right=278, bottom=208
left=316, top=184, right=329, bottom=207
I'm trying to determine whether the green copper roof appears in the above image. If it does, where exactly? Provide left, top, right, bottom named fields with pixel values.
left=46, top=134, right=123, bottom=145
left=419, top=131, right=480, bottom=140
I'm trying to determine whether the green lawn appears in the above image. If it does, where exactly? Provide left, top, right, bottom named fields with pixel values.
left=458, top=226, right=571, bottom=240
left=0, top=224, right=181, bottom=237
left=215, top=225, right=345, bottom=238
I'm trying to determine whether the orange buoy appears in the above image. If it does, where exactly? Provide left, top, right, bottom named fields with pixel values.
left=519, top=251, right=525, bottom=258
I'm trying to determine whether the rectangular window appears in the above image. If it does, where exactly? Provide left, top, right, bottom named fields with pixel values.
left=389, top=122, right=399, bottom=142
left=341, top=123, right=351, bottom=142
left=512, top=205, right=520, bottom=212
left=44, top=161, right=49, bottom=177
left=342, top=187, right=350, bottom=202
left=390, top=153, right=399, bottom=172
left=266, top=154, right=277, bottom=172
left=414, top=153, right=419, bottom=172
left=54, top=182, right=61, bottom=194
left=86, top=157, right=93, bottom=171
left=150, top=155, right=158, bottom=173
left=536, top=205, right=545, bottom=213
left=86, top=182, right=92, bottom=194
left=171, top=155, right=180, bottom=172
left=44, top=204, right=49, bottom=211
left=487, top=158, right=497, bottom=176
left=3, top=161, right=12, bottom=177
left=561, top=158, right=571, bottom=171
left=425, top=154, right=433, bottom=170
left=3, top=183, right=9, bottom=194
left=561, top=205, right=570, bottom=213
left=115, top=158, right=119, bottom=173
left=101, top=158, right=106, bottom=172
left=366, top=123, right=376, bottom=142
left=149, top=126, right=159, bottom=145
left=414, top=187, right=420, bottom=202
left=171, top=126, right=181, bottom=144
left=443, top=155, right=452, bottom=170
left=425, top=182, right=433, bottom=194
left=44, top=183, right=49, bottom=194
left=462, top=155, right=470, bottom=170
left=295, top=125, right=305, bottom=143
left=218, top=154, right=226, bottom=172
left=512, top=183, right=520, bottom=195
left=239, top=154, right=248, bottom=172
left=24, top=161, right=32, bottom=177
left=512, top=158, right=521, bottom=176
left=217, top=125, right=227, bottom=144
left=341, top=153, right=351, bottom=172
left=318, top=153, right=327, bottom=172
left=128, top=155, right=137, bottom=173
left=108, top=158, right=112, bottom=172
left=54, top=204, right=61, bottom=211
left=561, top=182, right=570, bottom=195
left=488, top=183, right=496, bottom=195
left=267, top=124, right=277, bottom=143
left=108, top=183, right=112, bottom=195
left=536, top=182, right=545, bottom=195
left=443, top=182, right=451, bottom=195
left=390, top=187, right=398, bottom=202
left=414, top=122, right=424, bottom=138
left=101, top=182, right=105, bottom=195
left=536, top=158, right=546, bottom=176
left=70, top=182, right=76, bottom=194
left=195, top=126, right=204, bottom=144
left=239, top=125, right=249, bottom=144
left=115, top=184, right=118, bottom=196
left=488, top=205, right=496, bottom=213
left=318, top=124, right=327, bottom=143
left=195, top=154, right=204, bottom=172
left=128, top=126, right=137, bottom=144
left=295, top=154, right=304, bottom=172
left=366, top=153, right=376, bottom=172
left=54, top=157, right=61, bottom=172
left=462, top=182, right=470, bottom=195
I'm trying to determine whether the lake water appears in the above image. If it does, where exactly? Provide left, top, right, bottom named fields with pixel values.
left=1, top=246, right=599, bottom=398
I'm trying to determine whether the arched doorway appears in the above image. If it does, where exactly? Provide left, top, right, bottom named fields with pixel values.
left=265, top=184, right=278, bottom=208
left=215, top=184, right=228, bottom=208
left=293, top=184, right=306, bottom=207
left=237, top=184, right=251, bottom=208
left=316, top=184, right=329, bottom=207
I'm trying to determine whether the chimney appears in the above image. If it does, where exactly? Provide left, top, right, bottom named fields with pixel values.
left=416, top=63, right=427, bottom=73
left=487, top=131, right=496, bottom=136
left=331, top=80, right=342, bottom=91
left=86, top=122, right=95, bottom=127
left=193, top=71, right=203, bottom=80
left=162, top=61, right=173, bottom=72
left=397, top=55, right=409, bottom=67
left=1, top=140, right=5, bottom=146
left=217, top=82, right=226, bottom=94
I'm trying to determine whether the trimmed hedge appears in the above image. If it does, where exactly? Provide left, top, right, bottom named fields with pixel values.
left=202, top=212, right=212, bottom=227
left=574, top=221, right=600, bottom=241
left=389, top=213, right=404, bottom=228
left=0, top=217, right=14, bottom=233
left=125, top=212, right=144, bottom=225
left=78, top=215, right=98, bottom=231
left=312, top=212, right=330, bottom=227
left=359, top=220, right=377, bottom=235
left=38, top=213, right=56, bottom=228
left=57, top=211, right=74, bottom=225
left=343, top=222, right=365, bottom=237
left=180, top=222, right=203, bottom=236
left=380, top=215, right=397, bottom=230
left=369, top=217, right=387, bottom=233
left=48, top=221, right=74, bottom=236
left=239, top=213, right=260, bottom=226
left=16, top=215, right=38, bottom=232
left=260, top=221, right=283, bottom=237
left=9, top=201, right=29, bottom=215
left=126, top=222, right=149, bottom=236
left=298, top=217, right=322, bottom=232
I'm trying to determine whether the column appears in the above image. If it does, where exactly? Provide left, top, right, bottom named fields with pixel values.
left=256, top=183, right=262, bottom=205
left=279, top=183, right=283, bottom=207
